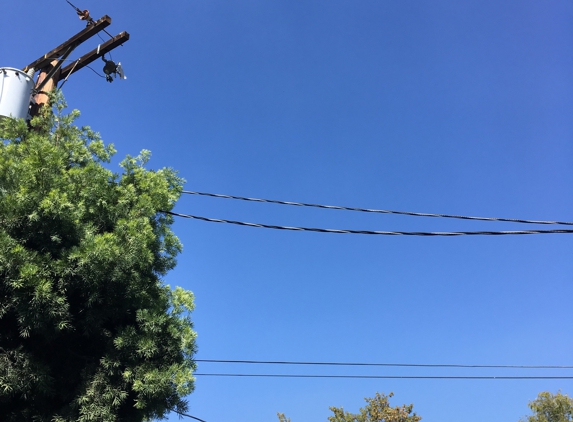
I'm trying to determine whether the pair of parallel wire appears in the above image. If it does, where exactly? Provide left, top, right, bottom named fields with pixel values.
left=194, top=358, right=573, bottom=379
left=168, top=190, right=573, bottom=236
left=172, top=191, right=573, bottom=422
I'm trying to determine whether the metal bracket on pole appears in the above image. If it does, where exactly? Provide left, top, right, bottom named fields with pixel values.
left=58, top=31, right=130, bottom=81
left=34, top=44, right=77, bottom=94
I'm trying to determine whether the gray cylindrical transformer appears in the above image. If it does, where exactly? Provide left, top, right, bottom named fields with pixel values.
left=0, top=67, right=34, bottom=120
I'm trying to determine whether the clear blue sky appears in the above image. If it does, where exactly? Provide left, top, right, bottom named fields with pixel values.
left=2, top=1, right=573, bottom=421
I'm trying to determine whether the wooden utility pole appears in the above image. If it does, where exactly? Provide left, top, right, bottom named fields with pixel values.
left=30, top=61, right=63, bottom=118
left=25, top=15, right=129, bottom=117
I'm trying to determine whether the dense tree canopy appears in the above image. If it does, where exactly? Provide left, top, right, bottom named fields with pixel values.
left=278, top=392, right=421, bottom=422
left=519, top=392, right=573, bottom=422
left=0, top=96, right=197, bottom=421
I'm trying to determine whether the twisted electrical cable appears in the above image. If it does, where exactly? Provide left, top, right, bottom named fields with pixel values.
left=172, top=410, right=207, bottom=422
left=165, top=211, right=573, bottom=236
left=182, top=191, right=573, bottom=226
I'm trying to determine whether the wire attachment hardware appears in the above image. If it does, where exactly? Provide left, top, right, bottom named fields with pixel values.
left=66, top=0, right=94, bottom=26
left=101, top=56, right=126, bottom=82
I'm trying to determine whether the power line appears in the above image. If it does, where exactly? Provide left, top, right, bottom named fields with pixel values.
left=85, top=65, right=106, bottom=79
left=195, top=373, right=573, bottom=380
left=40, top=53, right=110, bottom=80
left=195, top=359, right=573, bottom=369
left=182, top=191, right=573, bottom=226
left=165, top=211, right=573, bottom=236
left=172, top=409, right=208, bottom=422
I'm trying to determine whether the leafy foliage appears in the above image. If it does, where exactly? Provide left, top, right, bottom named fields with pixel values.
left=278, top=392, right=421, bottom=422
left=519, top=392, right=573, bottom=422
left=327, top=392, right=421, bottom=422
left=0, top=95, right=197, bottom=421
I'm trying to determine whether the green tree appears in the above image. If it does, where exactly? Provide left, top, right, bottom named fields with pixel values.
left=278, top=392, right=421, bottom=422
left=519, top=392, right=573, bottom=422
left=0, top=96, right=197, bottom=421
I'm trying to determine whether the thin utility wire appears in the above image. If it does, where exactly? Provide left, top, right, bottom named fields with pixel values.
left=165, top=211, right=573, bottom=236
left=59, top=59, right=80, bottom=89
left=39, top=57, right=80, bottom=63
left=85, top=65, right=106, bottom=79
left=65, top=0, right=82, bottom=13
left=195, top=373, right=573, bottom=380
left=95, top=33, right=114, bottom=62
left=41, top=55, right=108, bottom=79
left=172, top=410, right=208, bottom=422
left=195, top=359, right=573, bottom=369
left=182, top=191, right=573, bottom=226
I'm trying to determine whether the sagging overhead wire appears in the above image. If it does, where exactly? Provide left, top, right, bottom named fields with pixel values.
left=182, top=191, right=573, bottom=226
left=172, top=410, right=208, bottom=422
left=195, top=373, right=573, bottom=380
left=194, top=359, right=573, bottom=381
left=164, top=211, right=573, bottom=236
left=195, top=359, right=573, bottom=369
left=85, top=65, right=106, bottom=79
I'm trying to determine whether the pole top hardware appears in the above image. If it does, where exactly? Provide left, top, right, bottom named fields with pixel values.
left=102, top=56, right=126, bottom=83
left=21, top=8, right=130, bottom=118
left=23, top=15, right=112, bottom=73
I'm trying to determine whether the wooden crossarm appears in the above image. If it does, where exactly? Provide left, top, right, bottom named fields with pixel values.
left=23, top=15, right=112, bottom=72
left=58, top=31, right=130, bottom=81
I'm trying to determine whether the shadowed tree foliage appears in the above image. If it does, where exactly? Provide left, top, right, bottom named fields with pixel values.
left=278, top=392, right=421, bottom=422
left=519, top=392, right=573, bottom=422
left=0, top=96, right=197, bottom=421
